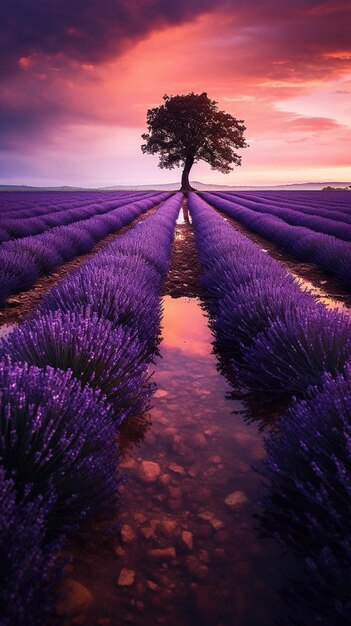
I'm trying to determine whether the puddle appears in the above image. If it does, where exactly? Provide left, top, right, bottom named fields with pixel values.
left=176, top=201, right=192, bottom=225
left=291, top=273, right=351, bottom=314
left=67, top=296, right=288, bottom=626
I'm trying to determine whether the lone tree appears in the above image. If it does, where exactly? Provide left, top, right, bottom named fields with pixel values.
left=141, top=92, right=248, bottom=192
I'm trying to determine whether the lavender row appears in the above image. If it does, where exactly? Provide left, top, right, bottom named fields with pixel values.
left=188, top=193, right=351, bottom=623
left=0, top=193, right=182, bottom=624
left=0, top=192, right=159, bottom=243
left=262, top=367, right=351, bottom=625
left=0, top=190, right=134, bottom=214
left=263, top=190, right=351, bottom=211
left=213, top=191, right=351, bottom=241
left=224, top=191, right=351, bottom=225
left=0, top=192, right=171, bottom=305
left=201, top=192, right=351, bottom=288
left=189, top=193, right=351, bottom=397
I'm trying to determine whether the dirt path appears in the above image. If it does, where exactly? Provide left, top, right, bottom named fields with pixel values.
left=61, top=296, right=287, bottom=626
left=162, top=199, right=203, bottom=299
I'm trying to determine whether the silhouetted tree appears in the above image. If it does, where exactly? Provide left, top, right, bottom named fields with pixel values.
left=141, top=92, right=248, bottom=192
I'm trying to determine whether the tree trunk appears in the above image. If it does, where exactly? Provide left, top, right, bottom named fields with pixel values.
left=180, top=155, right=195, bottom=192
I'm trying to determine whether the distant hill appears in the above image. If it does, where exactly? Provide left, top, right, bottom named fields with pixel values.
left=100, top=181, right=351, bottom=191
left=0, top=184, right=91, bottom=191
left=0, top=181, right=350, bottom=192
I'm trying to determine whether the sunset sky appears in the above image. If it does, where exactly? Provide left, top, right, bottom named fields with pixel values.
left=1, top=0, right=350, bottom=187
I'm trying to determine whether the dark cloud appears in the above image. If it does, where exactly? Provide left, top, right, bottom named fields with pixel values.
left=1, top=0, right=350, bottom=150
left=0, top=0, right=226, bottom=76
left=1, top=1, right=350, bottom=78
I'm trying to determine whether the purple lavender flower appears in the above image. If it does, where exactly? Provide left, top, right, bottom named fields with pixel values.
left=2, top=310, right=152, bottom=420
left=36, top=267, right=162, bottom=350
left=235, top=305, right=351, bottom=396
left=0, top=360, right=120, bottom=532
left=261, top=362, right=351, bottom=624
left=0, top=466, right=63, bottom=626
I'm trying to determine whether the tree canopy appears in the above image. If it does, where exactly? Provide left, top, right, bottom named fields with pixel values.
left=141, top=92, right=248, bottom=191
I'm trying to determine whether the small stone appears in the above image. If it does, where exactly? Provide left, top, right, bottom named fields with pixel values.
left=198, top=511, right=214, bottom=521
left=140, top=526, right=155, bottom=540
left=169, top=463, right=185, bottom=475
left=6, top=297, right=21, bottom=307
left=224, top=491, right=249, bottom=508
left=159, top=473, right=171, bottom=486
left=209, top=455, right=222, bottom=464
left=210, top=518, right=224, bottom=530
left=168, top=486, right=182, bottom=499
left=198, top=549, right=210, bottom=563
left=154, top=389, right=169, bottom=398
left=188, top=465, right=199, bottom=478
left=134, top=513, right=147, bottom=524
left=146, top=580, right=159, bottom=592
left=114, top=546, right=126, bottom=558
left=138, top=461, right=161, bottom=484
left=193, top=434, right=208, bottom=449
left=118, top=569, right=135, bottom=587
left=159, top=519, right=178, bottom=537
left=148, top=547, right=176, bottom=560
left=153, top=493, right=167, bottom=503
left=57, top=579, right=93, bottom=616
left=121, top=524, right=136, bottom=544
left=120, top=457, right=136, bottom=470
left=185, top=557, right=209, bottom=581
left=180, top=530, right=193, bottom=551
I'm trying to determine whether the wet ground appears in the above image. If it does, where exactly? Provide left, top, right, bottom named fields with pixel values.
left=62, top=296, right=288, bottom=626
left=162, top=199, right=203, bottom=299
left=59, top=209, right=295, bottom=625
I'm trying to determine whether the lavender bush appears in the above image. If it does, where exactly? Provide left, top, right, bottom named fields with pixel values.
left=0, top=191, right=171, bottom=305
left=262, top=363, right=351, bottom=624
left=2, top=310, right=151, bottom=421
left=235, top=305, right=351, bottom=396
left=0, top=467, right=62, bottom=626
left=201, top=192, right=351, bottom=288
left=0, top=360, right=120, bottom=531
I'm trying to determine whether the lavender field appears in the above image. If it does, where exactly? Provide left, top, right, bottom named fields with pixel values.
left=1, top=190, right=351, bottom=625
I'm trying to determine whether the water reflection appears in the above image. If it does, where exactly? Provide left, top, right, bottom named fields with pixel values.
left=67, top=296, right=287, bottom=626
left=291, top=272, right=351, bottom=315
left=176, top=202, right=192, bottom=225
